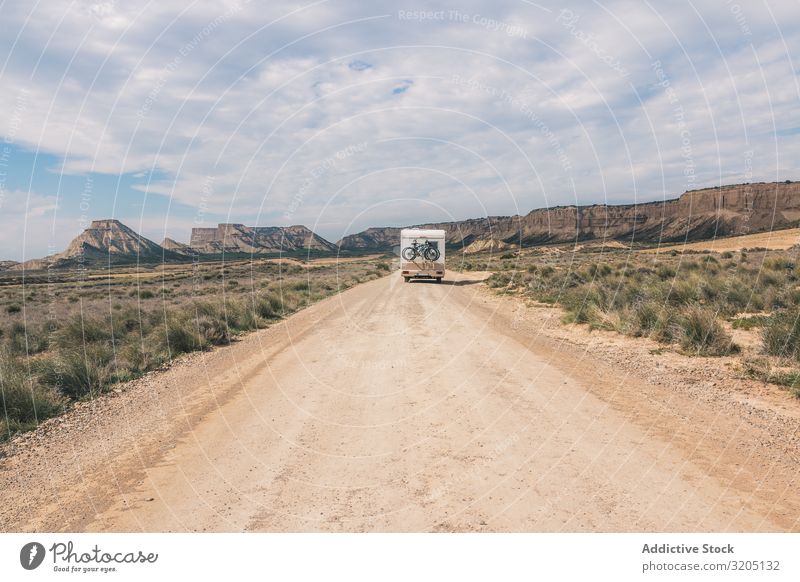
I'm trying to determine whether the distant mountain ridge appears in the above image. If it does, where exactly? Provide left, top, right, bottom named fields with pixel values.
left=337, top=182, right=800, bottom=252
left=11, top=219, right=180, bottom=270
left=189, top=223, right=336, bottom=254
left=161, top=237, right=191, bottom=254
left=10, top=220, right=338, bottom=270
left=6, top=181, right=800, bottom=270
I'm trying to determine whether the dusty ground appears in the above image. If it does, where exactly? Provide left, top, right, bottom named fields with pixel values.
left=1, top=271, right=798, bottom=532
left=645, top=227, right=800, bottom=253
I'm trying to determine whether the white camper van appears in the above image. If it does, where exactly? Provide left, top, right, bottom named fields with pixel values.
left=400, top=229, right=446, bottom=283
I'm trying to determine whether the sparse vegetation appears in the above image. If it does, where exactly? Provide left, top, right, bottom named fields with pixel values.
left=743, top=358, right=800, bottom=398
left=761, top=309, right=800, bottom=360
left=0, top=256, right=391, bottom=440
left=461, top=243, right=800, bottom=397
left=677, top=306, right=737, bottom=356
left=0, top=347, right=65, bottom=435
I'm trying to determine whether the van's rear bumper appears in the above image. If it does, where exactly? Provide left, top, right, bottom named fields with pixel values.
left=402, top=270, right=445, bottom=279
left=401, top=259, right=445, bottom=279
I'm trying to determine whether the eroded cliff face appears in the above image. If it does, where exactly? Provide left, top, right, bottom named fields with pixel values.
left=161, top=238, right=192, bottom=255
left=63, top=219, right=165, bottom=256
left=189, top=224, right=336, bottom=253
left=8, top=183, right=799, bottom=270
left=338, top=183, right=800, bottom=251
left=335, top=227, right=403, bottom=251
left=12, top=219, right=175, bottom=270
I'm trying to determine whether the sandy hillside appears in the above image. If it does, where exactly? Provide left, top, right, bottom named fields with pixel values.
left=646, top=228, right=800, bottom=253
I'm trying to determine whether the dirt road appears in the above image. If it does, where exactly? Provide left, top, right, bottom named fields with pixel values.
left=1, top=272, right=798, bottom=532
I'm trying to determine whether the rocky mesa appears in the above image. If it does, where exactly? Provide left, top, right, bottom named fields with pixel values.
left=12, top=220, right=179, bottom=270
left=9, top=220, right=339, bottom=270
left=189, top=223, right=336, bottom=254
left=338, top=182, right=800, bottom=251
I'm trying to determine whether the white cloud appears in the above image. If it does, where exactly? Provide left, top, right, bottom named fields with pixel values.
left=0, top=0, right=798, bottom=258
left=0, top=191, right=61, bottom=260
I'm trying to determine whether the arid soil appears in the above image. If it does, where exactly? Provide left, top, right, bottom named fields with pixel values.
left=1, top=272, right=798, bottom=532
left=645, top=227, right=800, bottom=253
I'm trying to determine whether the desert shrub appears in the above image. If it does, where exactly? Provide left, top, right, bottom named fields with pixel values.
left=587, top=263, right=612, bottom=278
left=560, top=271, right=585, bottom=288
left=629, top=300, right=663, bottom=337
left=649, top=306, right=679, bottom=344
left=289, top=280, right=310, bottom=292
left=487, top=272, right=512, bottom=288
left=116, top=339, right=154, bottom=375
left=223, top=299, right=259, bottom=332
left=0, top=349, right=65, bottom=438
left=656, top=265, right=676, bottom=280
left=129, top=288, right=155, bottom=299
left=762, top=285, right=791, bottom=310
left=763, top=256, right=793, bottom=271
left=677, top=307, right=737, bottom=356
left=724, top=284, right=753, bottom=313
left=762, top=309, right=800, bottom=360
left=6, top=304, right=21, bottom=314
left=154, top=318, right=207, bottom=358
left=191, top=300, right=221, bottom=319
left=759, top=269, right=785, bottom=288
left=53, top=315, right=112, bottom=349
left=376, top=262, right=391, bottom=271
left=697, top=277, right=727, bottom=305
left=721, top=251, right=734, bottom=259
left=112, top=311, right=144, bottom=337
left=561, top=288, right=606, bottom=325
left=255, top=294, right=283, bottom=320
left=195, top=316, right=230, bottom=346
left=6, top=322, right=49, bottom=355
left=665, top=279, right=698, bottom=305
left=36, top=344, right=115, bottom=398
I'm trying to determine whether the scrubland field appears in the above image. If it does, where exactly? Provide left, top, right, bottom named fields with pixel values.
left=460, top=241, right=800, bottom=399
left=0, top=256, right=390, bottom=438
left=3, top=240, right=799, bottom=532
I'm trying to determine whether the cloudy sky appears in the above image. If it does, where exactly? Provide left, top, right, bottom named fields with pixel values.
left=0, top=0, right=798, bottom=260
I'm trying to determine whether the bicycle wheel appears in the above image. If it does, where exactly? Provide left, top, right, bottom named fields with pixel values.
left=401, top=246, right=417, bottom=261
left=423, top=246, right=440, bottom=261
